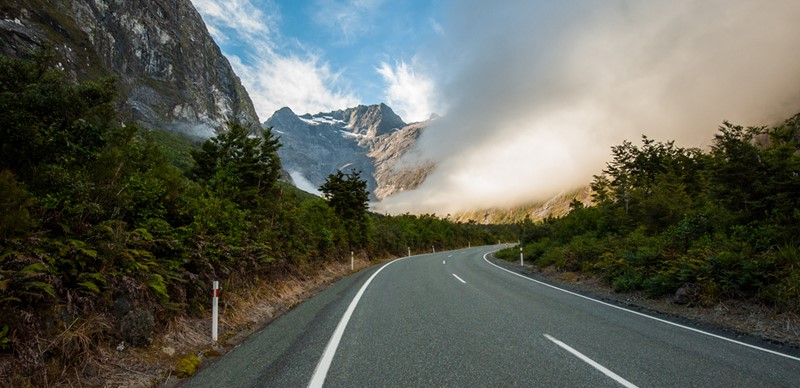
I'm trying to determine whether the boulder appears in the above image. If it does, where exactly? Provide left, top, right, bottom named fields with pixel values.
left=119, top=309, right=155, bottom=347
left=674, top=283, right=699, bottom=305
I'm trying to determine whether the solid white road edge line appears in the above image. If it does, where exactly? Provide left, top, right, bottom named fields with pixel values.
left=544, top=334, right=639, bottom=388
left=452, top=273, right=466, bottom=283
left=482, top=251, right=800, bottom=363
left=308, top=257, right=406, bottom=388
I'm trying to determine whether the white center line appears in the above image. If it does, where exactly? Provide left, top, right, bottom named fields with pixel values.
left=452, top=273, right=466, bottom=283
left=308, top=257, right=406, bottom=387
left=544, top=334, right=638, bottom=388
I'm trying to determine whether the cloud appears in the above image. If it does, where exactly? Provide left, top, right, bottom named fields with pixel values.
left=191, top=0, right=272, bottom=42
left=192, top=0, right=360, bottom=120
left=377, top=60, right=441, bottom=122
left=288, top=170, right=322, bottom=195
left=378, top=0, right=800, bottom=214
left=229, top=52, right=359, bottom=120
left=312, top=0, right=384, bottom=45
left=429, top=18, right=445, bottom=37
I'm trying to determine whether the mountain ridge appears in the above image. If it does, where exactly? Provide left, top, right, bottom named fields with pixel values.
left=265, top=103, right=432, bottom=200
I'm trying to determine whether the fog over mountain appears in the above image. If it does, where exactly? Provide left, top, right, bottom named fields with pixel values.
left=377, top=0, right=800, bottom=214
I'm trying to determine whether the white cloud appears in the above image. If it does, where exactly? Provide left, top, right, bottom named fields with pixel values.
left=312, top=0, right=383, bottom=44
left=229, top=52, right=359, bottom=119
left=192, top=0, right=360, bottom=120
left=288, top=170, right=322, bottom=195
left=429, top=18, right=445, bottom=36
left=191, top=0, right=272, bottom=42
left=377, top=60, right=441, bottom=122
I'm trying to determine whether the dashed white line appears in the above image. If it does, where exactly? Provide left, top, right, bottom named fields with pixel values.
left=308, top=257, right=406, bottom=387
left=452, top=273, right=466, bottom=283
left=544, top=334, right=638, bottom=388
left=443, top=260, right=446, bottom=264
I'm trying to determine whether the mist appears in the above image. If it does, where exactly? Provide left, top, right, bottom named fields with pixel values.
left=377, top=0, right=800, bottom=215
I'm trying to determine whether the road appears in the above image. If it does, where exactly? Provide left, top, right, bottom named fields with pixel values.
left=185, top=245, right=800, bottom=387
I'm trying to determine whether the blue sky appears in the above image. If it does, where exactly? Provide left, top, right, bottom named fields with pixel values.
left=191, top=0, right=448, bottom=122
left=192, top=0, right=800, bottom=213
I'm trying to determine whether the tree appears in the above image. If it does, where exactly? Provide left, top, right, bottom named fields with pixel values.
left=0, top=51, right=116, bottom=189
left=320, top=170, right=370, bottom=247
left=190, top=122, right=282, bottom=206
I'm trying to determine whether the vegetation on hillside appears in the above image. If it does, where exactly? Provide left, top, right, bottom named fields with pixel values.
left=498, top=117, right=800, bottom=311
left=0, top=53, right=514, bottom=385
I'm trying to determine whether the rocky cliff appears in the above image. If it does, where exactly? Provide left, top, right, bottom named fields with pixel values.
left=265, top=104, right=433, bottom=199
left=0, top=0, right=258, bottom=137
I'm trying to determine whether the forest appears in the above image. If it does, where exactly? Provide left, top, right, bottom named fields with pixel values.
left=498, top=112, right=800, bottom=312
left=0, top=53, right=514, bottom=384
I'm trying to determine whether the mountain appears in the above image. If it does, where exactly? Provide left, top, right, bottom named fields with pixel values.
left=453, top=186, right=594, bottom=224
left=264, top=104, right=433, bottom=199
left=0, top=0, right=258, bottom=137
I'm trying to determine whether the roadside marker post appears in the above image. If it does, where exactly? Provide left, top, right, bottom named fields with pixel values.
left=520, top=246, right=524, bottom=267
left=351, top=251, right=354, bottom=271
left=407, top=247, right=411, bottom=257
left=212, top=280, right=219, bottom=343
left=432, top=246, right=436, bottom=253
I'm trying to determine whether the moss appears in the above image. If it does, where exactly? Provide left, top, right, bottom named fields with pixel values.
left=175, top=354, right=202, bottom=378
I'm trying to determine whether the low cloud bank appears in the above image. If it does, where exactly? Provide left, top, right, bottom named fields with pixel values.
left=378, top=0, right=800, bottom=214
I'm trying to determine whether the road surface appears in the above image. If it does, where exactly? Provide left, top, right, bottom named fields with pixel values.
left=185, top=245, right=800, bottom=387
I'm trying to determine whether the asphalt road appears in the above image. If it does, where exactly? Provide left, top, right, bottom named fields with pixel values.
left=185, top=245, right=800, bottom=387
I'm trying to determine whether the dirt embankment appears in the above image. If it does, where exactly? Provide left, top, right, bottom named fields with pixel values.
left=93, top=256, right=384, bottom=387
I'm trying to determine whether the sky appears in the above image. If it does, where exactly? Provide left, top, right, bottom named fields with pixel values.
left=192, top=0, right=800, bottom=214
left=190, top=0, right=446, bottom=122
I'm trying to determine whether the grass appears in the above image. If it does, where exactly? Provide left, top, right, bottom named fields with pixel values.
left=96, top=254, right=381, bottom=386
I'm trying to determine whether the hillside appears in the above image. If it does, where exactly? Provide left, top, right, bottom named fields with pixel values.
left=453, top=186, right=594, bottom=224
left=0, top=0, right=258, bottom=137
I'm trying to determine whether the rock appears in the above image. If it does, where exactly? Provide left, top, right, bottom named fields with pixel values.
left=266, top=104, right=433, bottom=200
left=119, top=309, right=155, bottom=347
left=674, top=283, right=699, bottom=305
left=112, top=296, right=132, bottom=320
left=0, top=0, right=259, bottom=137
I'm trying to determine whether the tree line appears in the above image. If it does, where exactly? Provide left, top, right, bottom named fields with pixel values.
left=498, top=114, right=800, bottom=311
left=0, top=53, right=514, bottom=384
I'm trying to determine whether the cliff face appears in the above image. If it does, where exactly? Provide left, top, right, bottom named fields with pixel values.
left=265, top=104, right=434, bottom=200
left=0, top=0, right=258, bottom=137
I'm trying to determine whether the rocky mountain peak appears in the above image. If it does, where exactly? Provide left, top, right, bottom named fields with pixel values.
left=342, top=103, right=406, bottom=138
left=264, top=103, right=431, bottom=201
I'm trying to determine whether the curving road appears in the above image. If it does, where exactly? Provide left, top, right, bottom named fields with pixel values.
left=185, top=245, right=800, bottom=387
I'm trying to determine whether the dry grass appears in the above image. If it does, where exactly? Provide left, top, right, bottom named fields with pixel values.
left=98, top=256, right=380, bottom=387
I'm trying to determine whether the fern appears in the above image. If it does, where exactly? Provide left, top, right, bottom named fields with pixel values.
left=0, top=325, right=9, bottom=350
left=148, top=274, right=169, bottom=302
left=22, top=280, right=55, bottom=298
left=77, top=281, right=100, bottom=293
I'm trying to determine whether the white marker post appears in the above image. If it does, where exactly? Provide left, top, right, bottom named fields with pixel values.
left=468, top=241, right=471, bottom=248
left=432, top=246, right=436, bottom=253
left=407, top=247, right=411, bottom=257
left=520, top=246, right=524, bottom=267
left=212, top=280, right=219, bottom=343
left=350, top=251, right=354, bottom=271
